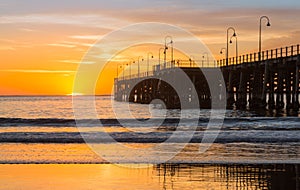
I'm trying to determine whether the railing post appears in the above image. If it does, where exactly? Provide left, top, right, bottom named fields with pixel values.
left=271, top=49, right=273, bottom=59
left=266, top=50, right=269, bottom=60
left=246, top=54, right=249, bottom=63
left=297, top=44, right=299, bottom=54
left=239, top=56, right=241, bottom=64
left=250, top=54, right=252, bottom=62
left=243, top=55, right=245, bottom=63
left=286, top=46, right=288, bottom=57
left=254, top=53, right=256, bottom=62
left=262, top=51, right=264, bottom=61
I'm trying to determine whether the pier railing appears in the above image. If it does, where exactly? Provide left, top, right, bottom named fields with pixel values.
left=117, top=44, right=300, bottom=81
left=118, top=60, right=219, bottom=81
left=217, top=44, right=300, bottom=67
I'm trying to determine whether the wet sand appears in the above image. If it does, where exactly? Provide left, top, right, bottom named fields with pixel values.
left=0, top=164, right=299, bottom=190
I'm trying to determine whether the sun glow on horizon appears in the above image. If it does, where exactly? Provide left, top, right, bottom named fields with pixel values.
left=67, top=93, right=84, bottom=96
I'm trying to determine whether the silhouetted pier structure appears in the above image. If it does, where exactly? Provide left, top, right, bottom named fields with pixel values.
left=114, top=44, right=300, bottom=111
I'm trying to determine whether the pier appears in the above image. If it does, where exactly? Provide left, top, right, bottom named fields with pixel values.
left=114, top=44, right=300, bottom=111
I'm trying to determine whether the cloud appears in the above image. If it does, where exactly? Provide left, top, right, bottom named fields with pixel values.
left=264, top=30, right=300, bottom=49
left=57, top=60, right=96, bottom=64
left=47, top=43, right=76, bottom=48
left=1, top=0, right=300, bottom=16
left=98, top=7, right=300, bottom=33
left=19, top=28, right=36, bottom=32
left=0, top=38, right=39, bottom=50
left=69, top=35, right=103, bottom=40
left=0, top=14, right=129, bottom=30
left=1, top=2, right=299, bottom=62
left=0, top=39, right=16, bottom=43
left=0, top=46, right=15, bottom=51
left=1, top=6, right=299, bottom=47
left=47, top=40, right=94, bottom=48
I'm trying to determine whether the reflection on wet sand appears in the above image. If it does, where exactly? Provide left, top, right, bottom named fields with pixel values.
left=154, top=164, right=300, bottom=190
left=0, top=164, right=298, bottom=190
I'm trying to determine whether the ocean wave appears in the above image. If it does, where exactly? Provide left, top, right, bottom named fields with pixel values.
left=1, top=117, right=300, bottom=130
left=0, top=131, right=299, bottom=144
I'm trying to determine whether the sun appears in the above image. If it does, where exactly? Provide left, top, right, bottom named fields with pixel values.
left=67, top=93, right=84, bottom=96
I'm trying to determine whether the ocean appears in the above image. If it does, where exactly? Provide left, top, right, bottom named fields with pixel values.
left=0, top=96, right=299, bottom=189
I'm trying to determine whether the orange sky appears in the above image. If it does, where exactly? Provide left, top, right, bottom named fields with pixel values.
left=1, top=2, right=300, bottom=95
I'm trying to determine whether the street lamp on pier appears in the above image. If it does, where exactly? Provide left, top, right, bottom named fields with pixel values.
left=164, top=36, right=173, bottom=68
left=220, top=47, right=227, bottom=66
left=116, top=63, right=123, bottom=80
left=159, top=47, right=165, bottom=66
left=137, top=56, right=144, bottom=79
left=226, top=27, right=237, bottom=66
left=230, top=35, right=238, bottom=64
left=220, top=48, right=226, bottom=55
left=189, top=56, right=195, bottom=67
left=259, top=16, right=271, bottom=61
left=122, top=62, right=127, bottom=81
left=129, top=58, right=135, bottom=79
left=202, top=52, right=209, bottom=67
left=147, top=52, right=154, bottom=77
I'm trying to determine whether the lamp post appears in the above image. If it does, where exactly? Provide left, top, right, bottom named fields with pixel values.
left=202, top=52, right=209, bottom=67
left=189, top=56, right=195, bottom=67
left=219, top=48, right=226, bottom=67
left=259, top=16, right=271, bottom=61
left=220, top=47, right=226, bottom=55
left=147, top=52, right=154, bottom=77
left=226, top=27, right=237, bottom=66
left=117, top=63, right=123, bottom=80
left=137, top=56, right=144, bottom=79
left=129, top=58, right=135, bottom=80
left=230, top=35, right=238, bottom=64
left=159, top=47, right=164, bottom=66
left=122, top=62, right=126, bottom=81
left=164, top=36, right=173, bottom=68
